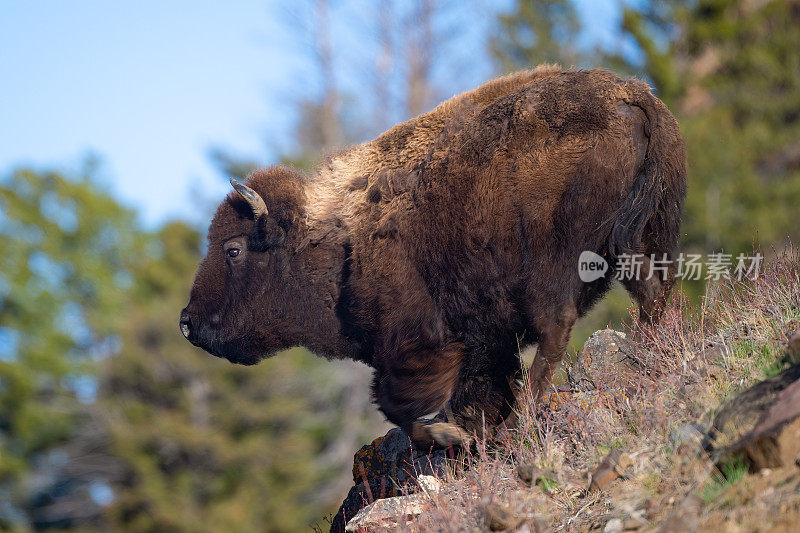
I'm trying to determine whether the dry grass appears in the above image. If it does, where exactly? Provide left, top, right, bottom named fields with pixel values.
left=386, top=246, right=800, bottom=532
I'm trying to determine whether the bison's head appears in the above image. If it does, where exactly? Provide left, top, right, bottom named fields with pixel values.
left=179, top=167, right=317, bottom=365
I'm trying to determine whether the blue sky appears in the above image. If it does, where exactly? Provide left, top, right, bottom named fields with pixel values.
left=1, top=1, right=625, bottom=228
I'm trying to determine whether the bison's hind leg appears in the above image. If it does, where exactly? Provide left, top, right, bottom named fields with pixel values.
left=621, top=254, right=677, bottom=325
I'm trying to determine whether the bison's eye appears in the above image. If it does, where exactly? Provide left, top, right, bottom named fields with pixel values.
left=227, top=247, right=241, bottom=258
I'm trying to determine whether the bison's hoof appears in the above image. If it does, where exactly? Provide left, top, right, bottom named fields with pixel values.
left=411, top=420, right=473, bottom=449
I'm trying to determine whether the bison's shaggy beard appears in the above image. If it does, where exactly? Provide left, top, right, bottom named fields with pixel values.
left=188, top=313, right=271, bottom=366
left=205, top=339, right=264, bottom=366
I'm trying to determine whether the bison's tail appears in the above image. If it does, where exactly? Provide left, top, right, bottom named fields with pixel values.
left=609, top=84, right=687, bottom=258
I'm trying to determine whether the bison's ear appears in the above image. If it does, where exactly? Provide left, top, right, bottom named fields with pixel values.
left=249, top=214, right=285, bottom=251
left=230, top=177, right=269, bottom=218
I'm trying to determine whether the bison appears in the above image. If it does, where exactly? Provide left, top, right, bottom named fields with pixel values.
left=180, top=66, right=686, bottom=446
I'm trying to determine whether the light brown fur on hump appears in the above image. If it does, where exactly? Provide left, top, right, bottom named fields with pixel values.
left=369, top=64, right=563, bottom=167
left=304, top=65, right=563, bottom=233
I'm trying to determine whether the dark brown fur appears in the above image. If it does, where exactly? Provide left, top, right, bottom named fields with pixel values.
left=181, top=67, right=687, bottom=440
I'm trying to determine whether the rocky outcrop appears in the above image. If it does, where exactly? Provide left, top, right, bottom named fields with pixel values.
left=342, top=475, right=440, bottom=532
left=533, top=329, right=656, bottom=440
left=704, top=327, right=800, bottom=473
left=706, top=363, right=800, bottom=451
left=330, top=427, right=448, bottom=532
left=717, top=375, right=800, bottom=471
left=566, top=329, right=652, bottom=393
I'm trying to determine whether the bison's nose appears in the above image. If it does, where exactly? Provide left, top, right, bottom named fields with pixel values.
left=179, top=310, right=193, bottom=340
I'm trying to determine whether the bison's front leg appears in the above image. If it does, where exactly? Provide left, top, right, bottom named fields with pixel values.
left=372, top=340, right=470, bottom=448
left=447, top=357, right=520, bottom=438
left=528, top=302, right=578, bottom=398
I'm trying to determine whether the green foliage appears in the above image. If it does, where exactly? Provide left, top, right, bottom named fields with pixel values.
left=730, top=339, right=782, bottom=378
left=700, top=453, right=748, bottom=506
left=0, top=166, right=141, bottom=528
left=621, top=0, right=800, bottom=253
left=731, top=339, right=758, bottom=360
left=616, top=1, right=690, bottom=104
left=491, top=0, right=582, bottom=71
left=756, top=344, right=783, bottom=378
left=536, top=473, right=559, bottom=494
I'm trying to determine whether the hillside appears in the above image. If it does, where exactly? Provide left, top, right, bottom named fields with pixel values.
left=330, top=248, right=800, bottom=532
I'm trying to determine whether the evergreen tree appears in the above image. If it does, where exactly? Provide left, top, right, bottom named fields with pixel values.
left=620, top=0, right=800, bottom=253
left=0, top=166, right=141, bottom=530
left=491, top=0, right=582, bottom=71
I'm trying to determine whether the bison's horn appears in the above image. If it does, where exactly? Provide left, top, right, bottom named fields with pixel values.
left=230, top=177, right=269, bottom=218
